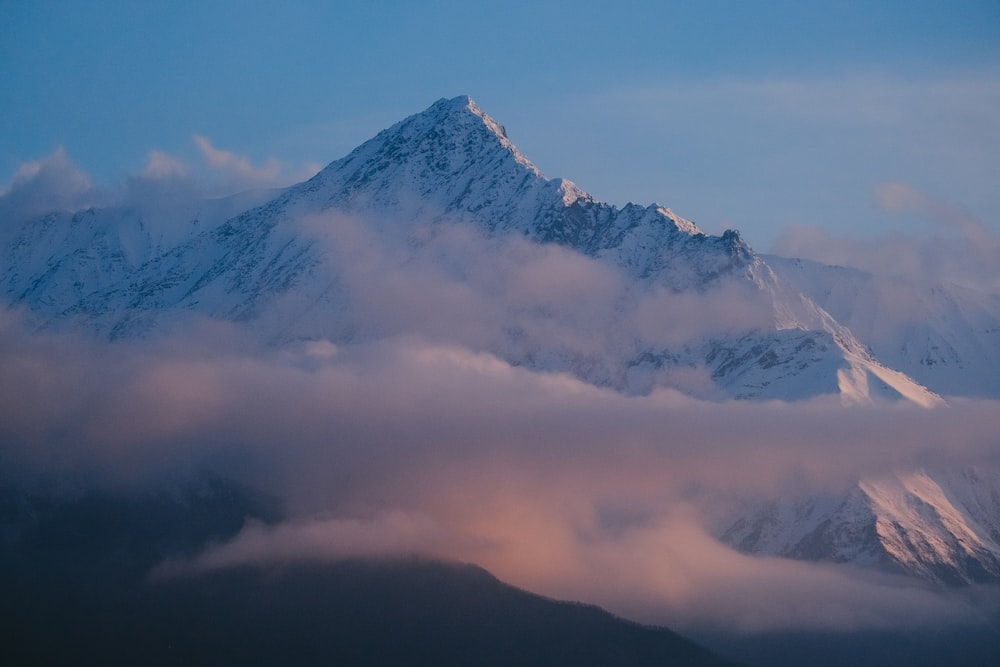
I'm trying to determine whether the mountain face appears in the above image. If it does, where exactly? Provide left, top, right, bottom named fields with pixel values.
left=0, top=96, right=941, bottom=405
left=764, top=255, right=1000, bottom=399
left=0, top=188, right=280, bottom=326
left=720, top=467, right=1000, bottom=586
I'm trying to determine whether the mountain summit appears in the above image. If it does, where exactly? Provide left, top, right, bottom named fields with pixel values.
left=298, top=94, right=716, bottom=275
left=298, top=95, right=559, bottom=225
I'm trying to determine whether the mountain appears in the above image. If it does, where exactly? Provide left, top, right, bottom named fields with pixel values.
left=4, top=94, right=998, bottom=590
left=0, top=187, right=282, bottom=335
left=0, top=482, right=738, bottom=667
left=4, top=95, right=1000, bottom=664
left=720, top=467, right=1000, bottom=586
left=1, top=96, right=941, bottom=405
left=764, top=254, right=1000, bottom=399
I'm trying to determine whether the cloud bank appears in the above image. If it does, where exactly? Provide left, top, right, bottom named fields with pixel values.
left=2, top=308, right=998, bottom=635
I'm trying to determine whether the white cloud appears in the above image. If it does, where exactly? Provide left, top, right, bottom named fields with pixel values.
left=774, top=183, right=1000, bottom=292
left=291, top=212, right=778, bottom=397
left=0, top=141, right=322, bottom=233
left=2, top=311, right=999, bottom=635
left=142, top=149, right=188, bottom=180
left=193, top=134, right=284, bottom=187
left=2, top=128, right=998, bottom=639
left=0, top=147, right=100, bottom=222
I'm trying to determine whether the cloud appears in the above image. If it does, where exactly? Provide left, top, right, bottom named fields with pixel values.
left=155, top=511, right=471, bottom=578
left=0, top=143, right=323, bottom=257
left=1, top=175, right=997, bottom=640
left=137, top=137, right=321, bottom=197
left=290, top=212, right=777, bottom=397
left=141, top=135, right=321, bottom=194
left=193, top=134, right=287, bottom=188
left=162, top=492, right=991, bottom=635
left=2, top=308, right=999, bottom=635
left=873, top=182, right=1000, bottom=253
left=142, top=149, right=188, bottom=180
left=773, top=184, right=1000, bottom=292
left=0, top=147, right=102, bottom=222
left=873, top=182, right=928, bottom=213
left=0, top=138, right=318, bottom=230
left=594, top=73, right=1000, bottom=160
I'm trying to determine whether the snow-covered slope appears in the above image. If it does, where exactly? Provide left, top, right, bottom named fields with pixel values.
left=1, top=188, right=282, bottom=329
left=1, top=96, right=939, bottom=404
left=765, top=255, right=1000, bottom=398
left=292, top=95, right=741, bottom=289
left=721, top=467, right=1000, bottom=585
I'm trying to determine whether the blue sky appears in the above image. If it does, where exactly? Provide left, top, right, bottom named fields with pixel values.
left=2, top=0, right=998, bottom=250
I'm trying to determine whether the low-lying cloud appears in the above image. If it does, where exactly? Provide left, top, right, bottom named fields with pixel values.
left=0, top=147, right=103, bottom=223
left=289, top=211, right=776, bottom=397
left=2, top=309, right=998, bottom=635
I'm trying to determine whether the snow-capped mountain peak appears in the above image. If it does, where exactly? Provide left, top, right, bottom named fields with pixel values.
left=1, top=96, right=943, bottom=407
left=297, top=95, right=546, bottom=219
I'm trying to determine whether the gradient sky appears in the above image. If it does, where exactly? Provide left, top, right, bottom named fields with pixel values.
left=2, top=0, right=998, bottom=250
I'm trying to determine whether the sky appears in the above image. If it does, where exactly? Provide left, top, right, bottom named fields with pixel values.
left=2, top=0, right=999, bottom=251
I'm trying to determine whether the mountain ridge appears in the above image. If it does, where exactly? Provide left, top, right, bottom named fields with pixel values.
left=0, top=481, right=738, bottom=667
left=1, top=96, right=943, bottom=406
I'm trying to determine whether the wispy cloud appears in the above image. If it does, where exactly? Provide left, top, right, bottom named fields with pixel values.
left=291, top=212, right=776, bottom=397
left=193, top=134, right=284, bottom=186
left=774, top=183, right=1000, bottom=291
left=593, top=73, right=1000, bottom=151
left=0, top=147, right=101, bottom=222
left=142, top=149, right=188, bottom=180
left=873, top=182, right=1000, bottom=253
left=0, top=141, right=323, bottom=229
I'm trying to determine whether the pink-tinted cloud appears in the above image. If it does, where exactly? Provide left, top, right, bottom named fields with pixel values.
left=2, top=309, right=999, bottom=635
left=194, top=134, right=282, bottom=187
left=155, top=511, right=467, bottom=578
left=0, top=147, right=101, bottom=222
left=142, top=149, right=188, bottom=180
